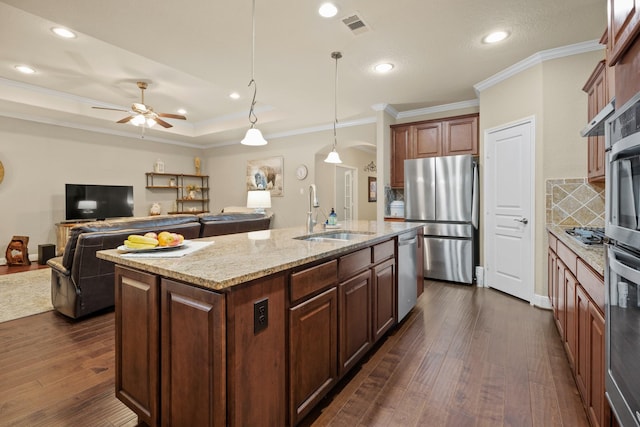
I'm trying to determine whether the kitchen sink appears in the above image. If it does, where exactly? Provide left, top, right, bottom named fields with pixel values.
left=294, top=231, right=374, bottom=242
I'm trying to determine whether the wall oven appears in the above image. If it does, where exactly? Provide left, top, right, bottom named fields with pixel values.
left=606, top=90, right=640, bottom=426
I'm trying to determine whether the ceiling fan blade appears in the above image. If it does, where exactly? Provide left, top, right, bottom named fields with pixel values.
left=117, top=116, right=134, bottom=124
left=157, top=113, right=187, bottom=120
left=92, top=106, right=129, bottom=112
left=154, top=118, right=173, bottom=128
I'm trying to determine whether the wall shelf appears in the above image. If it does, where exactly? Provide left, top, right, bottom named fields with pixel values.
left=145, top=173, right=210, bottom=214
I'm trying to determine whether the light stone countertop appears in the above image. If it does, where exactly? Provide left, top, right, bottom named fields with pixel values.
left=547, top=224, right=605, bottom=276
left=97, top=220, right=426, bottom=292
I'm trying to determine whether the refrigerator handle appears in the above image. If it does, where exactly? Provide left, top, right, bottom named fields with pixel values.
left=471, top=160, right=479, bottom=229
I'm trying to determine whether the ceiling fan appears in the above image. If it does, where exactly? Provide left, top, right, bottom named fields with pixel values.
left=92, top=81, right=186, bottom=128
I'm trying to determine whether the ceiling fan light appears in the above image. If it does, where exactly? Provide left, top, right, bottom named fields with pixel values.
left=146, top=118, right=157, bottom=127
left=324, top=149, right=342, bottom=164
left=131, top=114, right=146, bottom=126
left=241, top=128, right=268, bottom=146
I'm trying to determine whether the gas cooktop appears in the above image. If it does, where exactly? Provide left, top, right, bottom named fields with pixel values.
left=565, top=227, right=605, bottom=246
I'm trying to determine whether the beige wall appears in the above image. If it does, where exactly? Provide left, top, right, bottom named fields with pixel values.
left=0, top=116, right=202, bottom=255
left=478, top=49, right=604, bottom=297
left=203, top=124, right=377, bottom=230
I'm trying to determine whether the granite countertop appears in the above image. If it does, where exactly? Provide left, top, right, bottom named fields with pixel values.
left=547, top=224, right=605, bottom=276
left=97, top=220, right=425, bottom=292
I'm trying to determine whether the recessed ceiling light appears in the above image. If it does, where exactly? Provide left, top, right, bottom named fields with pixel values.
left=177, top=108, right=187, bottom=115
left=318, top=3, right=338, bottom=18
left=229, top=92, right=240, bottom=100
left=15, top=65, right=36, bottom=74
left=483, top=31, right=509, bottom=44
left=51, top=27, right=77, bottom=39
left=374, top=63, right=394, bottom=73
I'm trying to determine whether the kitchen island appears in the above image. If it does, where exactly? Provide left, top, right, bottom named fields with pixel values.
left=97, top=220, right=425, bottom=426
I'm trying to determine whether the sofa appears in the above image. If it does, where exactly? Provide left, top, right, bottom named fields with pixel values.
left=47, top=212, right=271, bottom=319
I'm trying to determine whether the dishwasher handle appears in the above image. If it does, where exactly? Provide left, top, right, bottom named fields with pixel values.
left=398, top=233, right=418, bottom=246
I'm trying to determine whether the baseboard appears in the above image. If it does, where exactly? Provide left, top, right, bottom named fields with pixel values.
left=532, top=293, right=552, bottom=310
left=0, top=254, right=39, bottom=266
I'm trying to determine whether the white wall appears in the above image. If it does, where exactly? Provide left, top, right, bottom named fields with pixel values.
left=0, top=116, right=202, bottom=259
left=478, top=49, right=604, bottom=296
left=203, top=124, right=377, bottom=229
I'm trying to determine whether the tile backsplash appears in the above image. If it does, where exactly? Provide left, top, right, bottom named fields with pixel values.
left=546, top=178, right=605, bottom=227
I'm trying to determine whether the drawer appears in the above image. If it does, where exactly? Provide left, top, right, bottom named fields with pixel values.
left=556, top=240, right=577, bottom=276
left=290, top=260, right=338, bottom=304
left=577, top=259, right=605, bottom=313
left=548, top=232, right=557, bottom=252
left=373, top=240, right=395, bottom=264
left=339, top=248, right=371, bottom=281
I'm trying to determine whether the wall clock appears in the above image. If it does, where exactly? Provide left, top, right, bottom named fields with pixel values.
left=0, top=161, right=4, bottom=184
left=295, top=164, right=308, bottom=180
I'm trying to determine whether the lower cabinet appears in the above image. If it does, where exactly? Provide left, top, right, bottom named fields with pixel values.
left=289, top=287, right=338, bottom=425
left=160, top=278, right=226, bottom=427
left=338, top=270, right=372, bottom=376
left=372, top=258, right=396, bottom=342
left=587, top=302, right=606, bottom=427
left=548, top=233, right=609, bottom=427
left=115, top=266, right=160, bottom=427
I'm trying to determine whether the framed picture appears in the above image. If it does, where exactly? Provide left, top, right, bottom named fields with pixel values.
left=368, top=176, right=377, bottom=202
left=247, top=156, right=284, bottom=196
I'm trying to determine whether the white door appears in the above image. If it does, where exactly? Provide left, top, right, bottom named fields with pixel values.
left=484, top=118, right=534, bottom=302
left=335, top=165, right=356, bottom=221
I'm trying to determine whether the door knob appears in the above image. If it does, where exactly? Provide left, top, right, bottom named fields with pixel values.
left=513, top=218, right=529, bottom=225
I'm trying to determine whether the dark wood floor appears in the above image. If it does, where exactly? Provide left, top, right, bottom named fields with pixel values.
left=0, top=280, right=588, bottom=427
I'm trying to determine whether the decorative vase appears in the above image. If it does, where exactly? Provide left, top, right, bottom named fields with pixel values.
left=150, top=202, right=161, bottom=216
left=188, top=190, right=197, bottom=200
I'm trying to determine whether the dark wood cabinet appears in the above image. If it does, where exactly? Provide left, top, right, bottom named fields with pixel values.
left=608, top=0, right=640, bottom=65
left=588, top=301, right=607, bottom=427
left=547, top=232, right=609, bottom=427
left=564, top=269, right=577, bottom=369
left=372, top=258, right=396, bottom=342
left=555, top=258, right=567, bottom=340
left=390, top=114, right=479, bottom=188
left=575, top=284, right=589, bottom=400
left=415, top=122, right=442, bottom=158
left=114, top=266, right=160, bottom=427
left=338, top=270, right=372, bottom=376
left=289, top=287, right=338, bottom=425
left=160, top=278, right=225, bottom=427
left=443, top=115, right=479, bottom=156
left=582, top=60, right=609, bottom=182
left=391, top=125, right=412, bottom=188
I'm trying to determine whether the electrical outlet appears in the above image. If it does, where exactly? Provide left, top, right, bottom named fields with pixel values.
left=254, top=298, right=268, bottom=334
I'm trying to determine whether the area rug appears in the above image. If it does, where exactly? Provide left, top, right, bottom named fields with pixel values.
left=0, top=268, right=53, bottom=323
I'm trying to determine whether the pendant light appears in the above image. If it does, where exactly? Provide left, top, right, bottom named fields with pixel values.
left=325, top=51, right=343, bottom=164
left=241, top=0, right=268, bottom=146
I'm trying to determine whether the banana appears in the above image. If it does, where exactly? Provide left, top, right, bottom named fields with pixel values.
left=124, top=240, right=157, bottom=250
left=127, top=234, right=159, bottom=246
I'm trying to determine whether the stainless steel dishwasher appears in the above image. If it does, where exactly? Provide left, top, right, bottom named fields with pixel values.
left=398, top=230, right=418, bottom=322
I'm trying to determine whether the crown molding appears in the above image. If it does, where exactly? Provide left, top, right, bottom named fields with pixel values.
left=0, top=109, right=201, bottom=148
left=474, top=39, right=603, bottom=95
left=396, top=99, right=480, bottom=120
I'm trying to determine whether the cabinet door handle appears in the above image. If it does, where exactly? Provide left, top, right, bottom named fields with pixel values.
left=514, top=218, right=528, bottom=225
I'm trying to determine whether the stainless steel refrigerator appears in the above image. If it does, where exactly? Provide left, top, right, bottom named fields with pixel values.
left=404, top=154, right=479, bottom=284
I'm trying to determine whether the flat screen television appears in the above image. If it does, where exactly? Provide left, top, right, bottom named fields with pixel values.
left=65, top=184, right=134, bottom=221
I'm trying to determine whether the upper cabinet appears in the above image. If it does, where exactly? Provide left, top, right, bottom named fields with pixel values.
left=583, top=60, right=609, bottom=182
left=608, top=0, right=640, bottom=66
left=390, top=114, right=478, bottom=188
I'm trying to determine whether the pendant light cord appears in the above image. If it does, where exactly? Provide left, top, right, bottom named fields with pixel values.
left=247, top=0, right=258, bottom=128
left=332, top=51, right=342, bottom=150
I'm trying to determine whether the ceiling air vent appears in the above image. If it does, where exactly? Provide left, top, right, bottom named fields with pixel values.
left=342, top=14, right=370, bottom=35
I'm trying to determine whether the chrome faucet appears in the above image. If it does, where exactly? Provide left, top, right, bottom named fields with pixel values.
left=307, top=184, right=320, bottom=233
